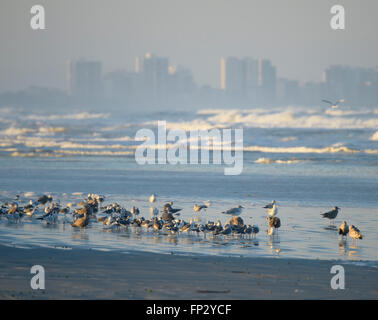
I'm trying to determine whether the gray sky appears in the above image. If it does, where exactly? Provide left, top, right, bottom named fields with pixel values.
left=1, top=0, right=377, bottom=92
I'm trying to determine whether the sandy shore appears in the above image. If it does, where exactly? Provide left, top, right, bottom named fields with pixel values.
left=0, top=245, right=377, bottom=299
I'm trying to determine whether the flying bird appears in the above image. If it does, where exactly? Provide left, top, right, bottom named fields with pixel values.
left=194, top=204, right=207, bottom=212
left=322, top=99, right=345, bottom=109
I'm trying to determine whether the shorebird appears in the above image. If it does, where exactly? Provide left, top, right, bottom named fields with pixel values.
left=7, top=203, right=18, bottom=215
left=149, top=194, right=156, bottom=204
left=267, top=216, right=281, bottom=236
left=222, top=205, right=244, bottom=216
left=213, top=220, right=223, bottom=235
left=194, top=204, right=207, bottom=213
left=7, top=203, right=21, bottom=222
left=162, top=210, right=174, bottom=222
left=37, top=207, right=58, bottom=224
left=349, top=225, right=363, bottom=244
left=153, top=218, right=162, bottom=232
left=267, top=204, right=278, bottom=217
left=228, top=216, right=244, bottom=227
left=162, top=203, right=182, bottom=215
left=321, top=206, right=340, bottom=225
left=24, top=207, right=37, bottom=217
left=338, top=221, right=349, bottom=238
left=71, top=207, right=89, bottom=228
left=150, top=207, right=159, bottom=216
left=37, top=195, right=53, bottom=205
left=131, top=206, right=140, bottom=216
left=322, top=99, right=345, bottom=109
left=251, top=225, right=259, bottom=238
left=243, top=225, right=253, bottom=239
left=180, top=222, right=191, bottom=233
left=263, top=200, right=276, bottom=209
left=220, top=224, right=232, bottom=236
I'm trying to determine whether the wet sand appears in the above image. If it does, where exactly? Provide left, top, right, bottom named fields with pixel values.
left=0, top=245, right=377, bottom=299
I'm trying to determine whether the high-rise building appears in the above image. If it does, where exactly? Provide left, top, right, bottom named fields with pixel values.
left=243, top=57, right=259, bottom=105
left=324, top=65, right=378, bottom=106
left=221, top=57, right=244, bottom=102
left=136, top=53, right=169, bottom=102
left=220, top=57, right=275, bottom=106
left=258, top=59, right=276, bottom=106
left=67, top=59, right=102, bottom=106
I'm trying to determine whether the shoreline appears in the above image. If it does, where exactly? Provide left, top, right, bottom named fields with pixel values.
left=1, top=245, right=377, bottom=299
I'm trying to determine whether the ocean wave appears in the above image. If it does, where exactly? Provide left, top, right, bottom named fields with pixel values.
left=244, top=145, right=359, bottom=154
left=370, top=131, right=378, bottom=141
left=10, top=149, right=134, bottom=157
left=324, top=108, right=377, bottom=116
left=26, top=112, right=109, bottom=121
left=254, top=157, right=303, bottom=164
left=2, top=127, right=36, bottom=135
left=38, top=126, right=66, bottom=135
left=192, top=108, right=378, bottom=129
left=365, top=149, right=378, bottom=154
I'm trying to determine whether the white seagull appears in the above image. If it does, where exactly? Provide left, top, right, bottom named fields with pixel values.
left=222, top=205, right=244, bottom=216
left=267, top=204, right=278, bottom=217
left=322, top=99, right=345, bottom=109
left=149, top=194, right=156, bottom=204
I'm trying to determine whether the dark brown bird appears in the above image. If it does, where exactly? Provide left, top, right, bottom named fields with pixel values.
left=321, top=206, right=339, bottom=224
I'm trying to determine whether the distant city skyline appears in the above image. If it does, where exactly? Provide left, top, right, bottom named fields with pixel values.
left=1, top=0, right=378, bottom=92
left=2, top=53, right=374, bottom=109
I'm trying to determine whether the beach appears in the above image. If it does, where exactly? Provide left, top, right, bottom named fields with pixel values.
left=1, top=244, right=377, bottom=299
left=0, top=105, right=377, bottom=300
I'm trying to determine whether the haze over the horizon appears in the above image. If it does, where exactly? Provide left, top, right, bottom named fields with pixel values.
left=1, top=0, right=378, bottom=92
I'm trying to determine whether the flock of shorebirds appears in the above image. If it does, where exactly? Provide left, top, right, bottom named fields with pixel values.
left=320, top=206, right=363, bottom=244
left=0, top=193, right=364, bottom=245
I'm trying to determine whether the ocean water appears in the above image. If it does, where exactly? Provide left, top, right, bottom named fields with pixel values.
left=0, top=105, right=377, bottom=263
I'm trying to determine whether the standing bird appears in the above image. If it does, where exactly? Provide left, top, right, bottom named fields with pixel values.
left=349, top=225, right=363, bottom=244
left=149, top=194, right=156, bottom=204
left=150, top=207, right=159, bottom=216
left=322, top=99, right=345, bottom=109
left=263, top=200, right=276, bottom=209
left=267, top=216, right=281, bottom=236
left=131, top=206, right=140, bottom=216
left=162, top=203, right=182, bottom=215
left=37, top=195, right=53, bottom=205
left=71, top=207, right=89, bottom=228
left=338, top=221, right=349, bottom=238
left=251, top=225, right=259, bottom=238
left=222, top=205, right=244, bottom=216
left=267, top=204, right=278, bottom=217
left=321, top=206, right=340, bottom=225
left=161, top=210, right=174, bottom=222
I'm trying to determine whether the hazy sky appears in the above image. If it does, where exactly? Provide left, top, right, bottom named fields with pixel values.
left=1, top=0, right=378, bottom=92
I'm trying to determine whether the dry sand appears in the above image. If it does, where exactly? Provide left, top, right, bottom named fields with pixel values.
left=0, top=245, right=377, bottom=299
